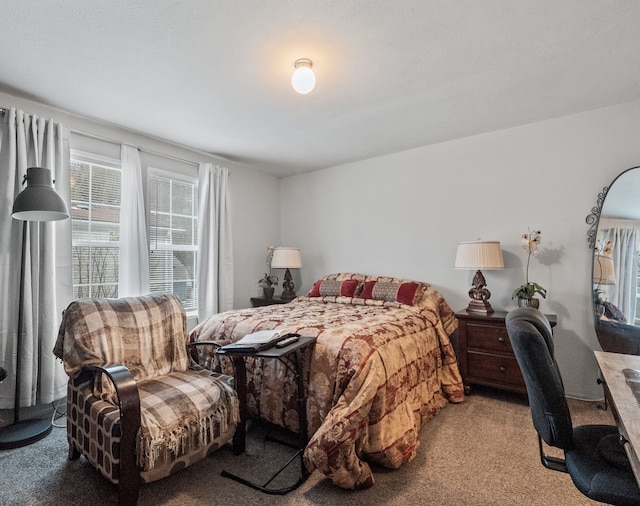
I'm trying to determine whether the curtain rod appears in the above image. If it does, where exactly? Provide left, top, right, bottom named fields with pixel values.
left=1, top=107, right=231, bottom=171
left=71, top=128, right=199, bottom=168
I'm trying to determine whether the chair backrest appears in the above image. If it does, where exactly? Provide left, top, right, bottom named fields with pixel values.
left=54, top=293, right=189, bottom=382
left=505, top=307, right=574, bottom=450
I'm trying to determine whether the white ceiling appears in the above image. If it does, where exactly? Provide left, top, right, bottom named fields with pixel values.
left=2, top=1, right=640, bottom=177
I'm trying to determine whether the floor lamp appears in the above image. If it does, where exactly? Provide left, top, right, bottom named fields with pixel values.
left=0, top=167, right=69, bottom=450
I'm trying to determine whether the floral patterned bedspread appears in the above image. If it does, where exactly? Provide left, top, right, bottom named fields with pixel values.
left=190, top=274, right=464, bottom=489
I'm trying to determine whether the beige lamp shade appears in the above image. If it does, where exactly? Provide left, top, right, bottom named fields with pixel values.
left=454, top=241, right=504, bottom=270
left=594, top=254, right=616, bottom=285
left=271, top=247, right=302, bottom=269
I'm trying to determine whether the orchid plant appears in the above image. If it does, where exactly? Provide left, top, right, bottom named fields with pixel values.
left=259, top=273, right=279, bottom=288
left=512, top=229, right=547, bottom=301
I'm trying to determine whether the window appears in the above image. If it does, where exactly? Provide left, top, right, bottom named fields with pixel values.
left=148, top=168, right=199, bottom=312
left=70, top=153, right=199, bottom=311
left=70, top=152, right=121, bottom=298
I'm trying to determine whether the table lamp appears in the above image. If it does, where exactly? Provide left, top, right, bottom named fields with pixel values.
left=271, top=247, right=302, bottom=301
left=0, top=167, right=69, bottom=450
left=455, top=240, right=504, bottom=314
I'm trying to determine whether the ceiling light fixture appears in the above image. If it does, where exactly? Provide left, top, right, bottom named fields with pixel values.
left=291, top=58, right=315, bottom=94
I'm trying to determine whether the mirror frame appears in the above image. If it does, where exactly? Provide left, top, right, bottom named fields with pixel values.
left=586, top=166, right=640, bottom=249
left=585, top=165, right=640, bottom=249
left=586, top=185, right=610, bottom=251
left=586, top=166, right=640, bottom=355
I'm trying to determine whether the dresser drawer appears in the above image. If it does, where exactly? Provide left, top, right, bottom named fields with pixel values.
left=456, top=309, right=555, bottom=395
left=466, top=323, right=513, bottom=353
left=467, top=351, right=525, bottom=388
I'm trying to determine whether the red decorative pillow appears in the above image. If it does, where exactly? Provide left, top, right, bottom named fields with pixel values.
left=359, top=281, right=420, bottom=306
left=396, top=282, right=421, bottom=305
left=358, top=281, right=376, bottom=300
left=308, top=279, right=360, bottom=297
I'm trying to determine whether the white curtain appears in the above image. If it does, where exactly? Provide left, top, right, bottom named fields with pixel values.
left=601, top=227, right=640, bottom=324
left=0, top=108, right=72, bottom=409
left=198, top=163, right=233, bottom=319
left=118, top=145, right=149, bottom=296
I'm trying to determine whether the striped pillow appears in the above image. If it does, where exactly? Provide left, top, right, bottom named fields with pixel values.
left=308, top=279, right=361, bottom=297
left=359, top=281, right=420, bottom=306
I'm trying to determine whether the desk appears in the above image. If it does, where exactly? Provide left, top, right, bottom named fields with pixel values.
left=216, top=336, right=316, bottom=494
left=594, top=350, right=640, bottom=485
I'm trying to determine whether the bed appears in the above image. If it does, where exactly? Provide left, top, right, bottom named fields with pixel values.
left=190, top=272, right=464, bottom=489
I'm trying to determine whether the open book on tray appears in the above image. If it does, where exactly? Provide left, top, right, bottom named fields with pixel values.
left=218, top=330, right=299, bottom=353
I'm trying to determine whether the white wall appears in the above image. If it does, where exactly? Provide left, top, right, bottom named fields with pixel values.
left=6, top=89, right=640, bottom=399
left=281, top=99, right=640, bottom=399
left=0, top=91, right=282, bottom=314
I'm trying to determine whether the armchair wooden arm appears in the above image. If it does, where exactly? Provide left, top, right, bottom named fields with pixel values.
left=187, top=340, right=222, bottom=364
left=72, top=364, right=141, bottom=506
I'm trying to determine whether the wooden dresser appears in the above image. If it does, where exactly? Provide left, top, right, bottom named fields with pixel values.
left=455, top=309, right=557, bottom=395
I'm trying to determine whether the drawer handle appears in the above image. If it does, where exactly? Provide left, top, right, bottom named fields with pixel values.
left=499, top=366, right=506, bottom=373
left=497, top=336, right=506, bottom=343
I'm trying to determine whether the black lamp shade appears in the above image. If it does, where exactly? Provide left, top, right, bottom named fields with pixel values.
left=11, top=167, right=69, bottom=222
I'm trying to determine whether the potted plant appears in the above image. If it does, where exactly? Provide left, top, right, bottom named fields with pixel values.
left=259, top=273, right=278, bottom=299
left=512, top=229, right=546, bottom=308
left=512, top=282, right=547, bottom=308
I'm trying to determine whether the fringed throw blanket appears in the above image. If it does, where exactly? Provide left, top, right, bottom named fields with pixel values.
left=135, top=369, right=239, bottom=470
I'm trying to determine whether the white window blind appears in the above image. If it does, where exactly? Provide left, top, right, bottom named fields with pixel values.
left=70, top=152, right=122, bottom=298
left=148, top=168, right=198, bottom=312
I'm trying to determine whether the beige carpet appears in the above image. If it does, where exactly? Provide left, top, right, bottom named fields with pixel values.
left=0, top=387, right=612, bottom=505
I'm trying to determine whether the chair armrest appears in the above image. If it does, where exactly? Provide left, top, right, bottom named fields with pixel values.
left=188, top=340, right=222, bottom=348
left=86, top=364, right=141, bottom=423
left=81, top=364, right=141, bottom=482
left=187, top=340, right=222, bottom=364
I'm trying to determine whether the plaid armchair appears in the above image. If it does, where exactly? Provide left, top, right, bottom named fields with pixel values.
left=54, top=293, right=238, bottom=506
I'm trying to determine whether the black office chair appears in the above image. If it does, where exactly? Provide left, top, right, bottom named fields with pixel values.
left=505, top=307, right=640, bottom=505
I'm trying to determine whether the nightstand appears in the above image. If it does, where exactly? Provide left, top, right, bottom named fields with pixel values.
left=455, top=309, right=557, bottom=395
left=250, top=296, right=289, bottom=307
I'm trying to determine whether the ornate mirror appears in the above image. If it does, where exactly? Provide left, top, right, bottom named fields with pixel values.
left=587, top=166, right=640, bottom=354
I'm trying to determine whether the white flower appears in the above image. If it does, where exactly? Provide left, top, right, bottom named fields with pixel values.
left=266, top=246, right=275, bottom=267
left=519, top=229, right=543, bottom=288
left=521, top=230, right=541, bottom=256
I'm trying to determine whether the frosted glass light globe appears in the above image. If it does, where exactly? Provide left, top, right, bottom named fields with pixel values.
left=291, top=59, right=315, bottom=94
